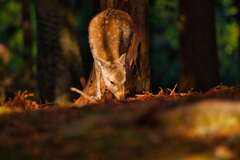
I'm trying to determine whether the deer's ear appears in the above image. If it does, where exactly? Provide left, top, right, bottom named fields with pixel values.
left=116, top=53, right=126, bottom=64
left=94, top=56, right=111, bottom=67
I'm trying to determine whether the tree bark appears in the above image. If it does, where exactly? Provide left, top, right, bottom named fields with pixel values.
left=36, top=0, right=60, bottom=102
left=21, top=0, right=33, bottom=71
left=128, top=0, right=150, bottom=92
left=36, top=0, right=84, bottom=103
left=178, top=0, right=219, bottom=91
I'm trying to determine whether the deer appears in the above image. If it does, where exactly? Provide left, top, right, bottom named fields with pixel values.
left=72, top=9, right=140, bottom=102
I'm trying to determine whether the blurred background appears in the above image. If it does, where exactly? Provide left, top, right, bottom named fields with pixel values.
left=0, top=0, right=239, bottom=101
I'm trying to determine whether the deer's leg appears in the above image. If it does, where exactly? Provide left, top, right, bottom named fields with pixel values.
left=94, top=62, right=102, bottom=100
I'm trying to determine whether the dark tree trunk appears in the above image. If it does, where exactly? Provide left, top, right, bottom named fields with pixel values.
left=36, top=0, right=61, bottom=102
left=130, top=0, right=150, bottom=92
left=21, top=0, right=33, bottom=71
left=179, top=0, right=219, bottom=91
left=36, top=0, right=84, bottom=103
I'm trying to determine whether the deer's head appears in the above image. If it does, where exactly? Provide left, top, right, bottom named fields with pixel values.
left=95, top=54, right=126, bottom=100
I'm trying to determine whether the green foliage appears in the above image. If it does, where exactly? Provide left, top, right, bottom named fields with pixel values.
left=153, top=0, right=177, bottom=19
left=0, top=0, right=23, bottom=70
left=150, top=0, right=179, bottom=90
left=216, top=0, right=240, bottom=84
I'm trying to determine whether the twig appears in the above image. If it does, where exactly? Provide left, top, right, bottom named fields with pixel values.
left=170, top=84, right=178, bottom=96
left=71, top=87, right=96, bottom=102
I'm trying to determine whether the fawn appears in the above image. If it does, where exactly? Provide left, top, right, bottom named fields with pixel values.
left=88, top=9, right=140, bottom=100
left=72, top=9, right=140, bottom=101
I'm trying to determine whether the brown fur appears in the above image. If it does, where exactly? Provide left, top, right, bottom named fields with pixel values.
left=88, top=9, right=139, bottom=100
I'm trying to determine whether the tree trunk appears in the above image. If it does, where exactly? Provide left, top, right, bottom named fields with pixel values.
left=36, top=0, right=84, bottom=103
left=21, top=0, right=33, bottom=71
left=128, top=0, right=150, bottom=92
left=178, top=0, right=219, bottom=91
left=36, top=0, right=60, bottom=102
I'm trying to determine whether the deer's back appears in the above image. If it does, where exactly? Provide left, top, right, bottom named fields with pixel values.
left=89, top=9, right=134, bottom=61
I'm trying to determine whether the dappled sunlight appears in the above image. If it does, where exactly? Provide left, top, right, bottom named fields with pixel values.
left=0, top=106, right=11, bottom=115
left=161, top=100, right=240, bottom=138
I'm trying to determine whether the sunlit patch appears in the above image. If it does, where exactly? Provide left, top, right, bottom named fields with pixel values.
left=161, top=100, right=240, bottom=138
left=0, top=106, right=11, bottom=115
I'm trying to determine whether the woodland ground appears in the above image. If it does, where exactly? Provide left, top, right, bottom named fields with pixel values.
left=0, top=86, right=240, bottom=160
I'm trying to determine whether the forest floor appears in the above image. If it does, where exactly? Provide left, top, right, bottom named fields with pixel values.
left=0, top=85, right=240, bottom=160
